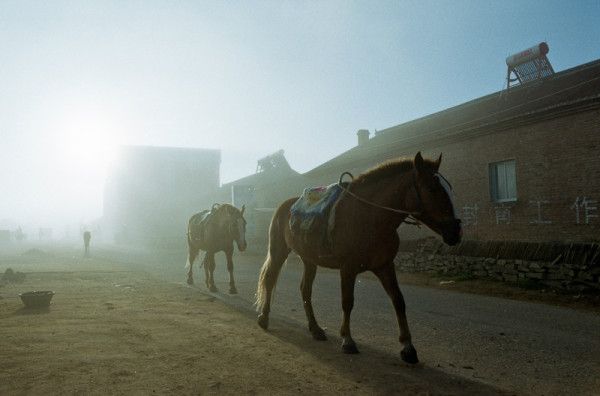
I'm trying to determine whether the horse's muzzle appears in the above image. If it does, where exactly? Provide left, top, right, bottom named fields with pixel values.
left=237, top=241, right=247, bottom=252
left=442, top=219, right=462, bottom=246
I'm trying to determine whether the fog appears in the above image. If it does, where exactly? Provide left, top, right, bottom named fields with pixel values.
left=1, top=1, right=598, bottom=239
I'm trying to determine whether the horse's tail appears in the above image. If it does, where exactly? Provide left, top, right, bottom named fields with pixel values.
left=185, top=224, right=192, bottom=270
left=185, top=251, right=192, bottom=271
left=255, top=201, right=292, bottom=312
left=255, top=254, right=280, bottom=312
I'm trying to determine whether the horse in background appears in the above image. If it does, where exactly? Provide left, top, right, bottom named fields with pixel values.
left=186, top=204, right=247, bottom=293
left=255, top=152, right=461, bottom=364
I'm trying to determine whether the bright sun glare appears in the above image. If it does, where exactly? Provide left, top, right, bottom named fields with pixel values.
left=61, top=108, right=118, bottom=173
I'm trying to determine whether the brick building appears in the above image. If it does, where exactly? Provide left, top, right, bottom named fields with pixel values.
left=103, top=145, right=221, bottom=246
left=313, top=59, right=600, bottom=243
left=224, top=58, right=600, bottom=246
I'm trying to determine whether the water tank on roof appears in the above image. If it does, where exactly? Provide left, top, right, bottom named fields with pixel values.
left=505, top=42, right=554, bottom=89
left=506, top=42, right=549, bottom=68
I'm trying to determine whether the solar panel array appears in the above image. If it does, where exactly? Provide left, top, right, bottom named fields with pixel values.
left=511, top=56, right=555, bottom=84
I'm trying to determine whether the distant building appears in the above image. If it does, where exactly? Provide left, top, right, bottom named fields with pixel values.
left=215, top=150, right=304, bottom=248
left=103, top=145, right=221, bottom=246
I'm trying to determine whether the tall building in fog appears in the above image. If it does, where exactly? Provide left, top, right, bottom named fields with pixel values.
left=103, top=145, right=221, bottom=246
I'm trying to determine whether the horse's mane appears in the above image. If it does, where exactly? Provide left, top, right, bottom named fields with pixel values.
left=351, top=157, right=437, bottom=186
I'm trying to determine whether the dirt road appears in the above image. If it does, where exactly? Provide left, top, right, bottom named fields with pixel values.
left=94, top=244, right=600, bottom=395
left=0, top=246, right=505, bottom=395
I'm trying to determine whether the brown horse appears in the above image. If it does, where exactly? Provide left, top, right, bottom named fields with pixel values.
left=186, top=204, right=247, bottom=293
left=255, top=152, right=461, bottom=364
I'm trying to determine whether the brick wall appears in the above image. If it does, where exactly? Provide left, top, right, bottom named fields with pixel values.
left=240, top=107, right=600, bottom=246
left=395, top=108, right=600, bottom=243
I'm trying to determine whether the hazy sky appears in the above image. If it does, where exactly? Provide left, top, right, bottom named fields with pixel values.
left=1, top=0, right=599, bottom=230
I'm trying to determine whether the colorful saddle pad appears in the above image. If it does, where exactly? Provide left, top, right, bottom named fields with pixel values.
left=289, top=183, right=345, bottom=253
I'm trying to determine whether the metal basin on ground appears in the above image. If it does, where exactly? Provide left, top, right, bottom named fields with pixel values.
left=19, top=291, right=55, bottom=308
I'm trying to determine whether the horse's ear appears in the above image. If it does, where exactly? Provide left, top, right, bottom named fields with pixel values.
left=414, top=152, right=425, bottom=173
left=434, top=153, right=442, bottom=171
left=240, top=205, right=245, bottom=216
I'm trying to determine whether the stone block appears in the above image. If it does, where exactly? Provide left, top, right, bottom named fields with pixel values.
left=503, top=274, right=518, bottom=282
left=577, top=273, right=594, bottom=282
left=527, top=272, right=544, bottom=280
left=529, top=262, right=542, bottom=270
left=518, top=263, right=529, bottom=272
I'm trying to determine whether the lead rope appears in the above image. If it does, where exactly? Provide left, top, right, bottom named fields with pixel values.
left=337, top=172, right=422, bottom=226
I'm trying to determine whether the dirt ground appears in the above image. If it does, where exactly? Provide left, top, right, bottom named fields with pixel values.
left=0, top=248, right=510, bottom=395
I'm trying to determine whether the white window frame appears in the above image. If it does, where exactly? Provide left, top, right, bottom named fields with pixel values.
left=489, top=160, right=517, bottom=203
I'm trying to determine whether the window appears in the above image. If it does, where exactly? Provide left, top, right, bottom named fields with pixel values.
left=489, top=160, right=517, bottom=202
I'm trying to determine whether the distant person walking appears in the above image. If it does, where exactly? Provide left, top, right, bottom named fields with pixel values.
left=83, top=231, right=91, bottom=257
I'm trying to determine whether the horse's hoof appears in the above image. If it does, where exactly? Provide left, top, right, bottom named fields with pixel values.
left=310, top=327, right=327, bottom=341
left=342, top=339, right=359, bottom=354
left=258, top=314, right=269, bottom=330
left=209, top=285, right=218, bottom=292
left=186, top=278, right=194, bottom=285
left=229, top=287, right=238, bottom=294
left=401, top=345, right=419, bottom=364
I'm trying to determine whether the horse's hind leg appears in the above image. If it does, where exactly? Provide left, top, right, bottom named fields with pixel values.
left=340, top=269, right=359, bottom=354
left=225, top=249, right=237, bottom=294
left=301, top=259, right=326, bottom=341
left=373, top=264, right=418, bottom=364
left=256, top=206, right=291, bottom=330
left=256, top=247, right=289, bottom=330
left=186, top=245, right=200, bottom=285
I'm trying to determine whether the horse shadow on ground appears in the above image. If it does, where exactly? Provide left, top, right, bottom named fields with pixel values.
left=13, top=306, right=51, bottom=315
left=196, top=286, right=511, bottom=396
left=255, top=315, right=509, bottom=395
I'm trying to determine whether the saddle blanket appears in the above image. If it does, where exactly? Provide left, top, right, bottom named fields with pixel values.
left=188, top=209, right=215, bottom=243
left=190, top=210, right=212, bottom=228
left=289, top=183, right=344, bottom=251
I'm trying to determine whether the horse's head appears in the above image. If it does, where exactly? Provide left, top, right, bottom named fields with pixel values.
left=412, top=152, right=462, bottom=246
left=226, top=204, right=247, bottom=252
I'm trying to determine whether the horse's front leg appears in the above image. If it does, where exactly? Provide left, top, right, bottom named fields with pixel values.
left=201, top=253, right=211, bottom=290
left=340, top=269, right=359, bottom=354
left=205, top=252, right=218, bottom=292
left=373, top=264, right=419, bottom=364
left=301, top=260, right=326, bottom=340
left=225, top=249, right=237, bottom=294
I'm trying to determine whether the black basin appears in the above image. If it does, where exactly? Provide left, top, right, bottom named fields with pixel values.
left=19, top=291, right=55, bottom=308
